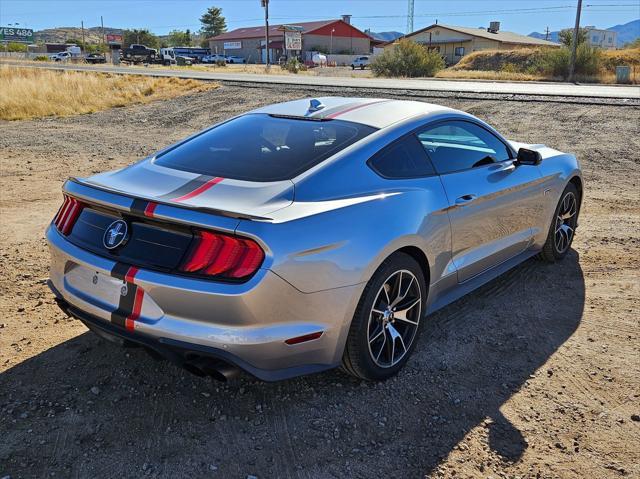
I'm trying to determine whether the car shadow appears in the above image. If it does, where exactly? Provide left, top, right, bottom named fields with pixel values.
left=0, top=251, right=584, bottom=478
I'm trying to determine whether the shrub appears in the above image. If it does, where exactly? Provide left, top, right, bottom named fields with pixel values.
left=33, top=55, right=49, bottom=61
left=534, top=43, right=601, bottom=78
left=501, top=62, right=519, bottom=73
left=371, top=39, right=445, bottom=77
left=7, top=42, right=28, bottom=52
left=280, top=57, right=306, bottom=74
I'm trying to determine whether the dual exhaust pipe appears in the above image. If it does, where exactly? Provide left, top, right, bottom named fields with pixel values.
left=183, top=356, right=240, bottom=382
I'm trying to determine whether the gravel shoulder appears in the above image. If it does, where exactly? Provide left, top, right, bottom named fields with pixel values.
left=0, top=84, right=639, bottom=479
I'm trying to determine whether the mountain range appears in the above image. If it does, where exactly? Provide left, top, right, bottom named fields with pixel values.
left=529, top=19, right=639, bottom=47
left=368, top=31, right=404, bottom=42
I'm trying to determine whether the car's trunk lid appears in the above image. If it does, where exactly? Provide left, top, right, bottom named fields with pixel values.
left=84, top=159, right=294, bottom=219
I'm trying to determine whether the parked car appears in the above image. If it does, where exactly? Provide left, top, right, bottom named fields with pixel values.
left=49, top=51, right=72, bottom=62
left=225, top=55, right=245, bottom=64
left=351, top=56, right=371, bottom=69
left=47, top=97, right=583, bottom=382
left=202, top=54, right=228, bottom=64
left=85, top=53, right=106, bottom=64
left=121, top=44, right=157, bottom=63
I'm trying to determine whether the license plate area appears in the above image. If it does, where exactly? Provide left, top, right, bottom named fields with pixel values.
left=64, top=263, right=125, bottom=312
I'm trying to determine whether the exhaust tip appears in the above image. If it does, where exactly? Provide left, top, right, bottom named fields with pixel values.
left=184, top=357, right=240, bottom=382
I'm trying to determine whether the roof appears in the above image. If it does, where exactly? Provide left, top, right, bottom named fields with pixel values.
left=209, top=19, right=341, bottom=41
left=403, top=23, right=559, bottom=46
left=250, top=97, right=457, bottom=129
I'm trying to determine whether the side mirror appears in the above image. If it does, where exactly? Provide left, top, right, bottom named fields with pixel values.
left=515, top=147, right=542, bottom=166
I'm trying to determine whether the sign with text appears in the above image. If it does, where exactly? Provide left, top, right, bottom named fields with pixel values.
left=285, top=31, right=302, bottom=51
left=0, top=27, right=34, bottom=43
left=223, top=41, right=242, bottom=50
left=106, top=34, right=123, bottom=44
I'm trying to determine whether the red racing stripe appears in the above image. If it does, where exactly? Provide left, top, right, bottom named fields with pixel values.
left=125, top=266, right=139, bottom=283
left=324, top=100, right=390, bottom=119
left=125, top=287, right=145, bottom=332
left=144, top=202, right=158, bottom=218
left=172, top=177, right=224, bottom=202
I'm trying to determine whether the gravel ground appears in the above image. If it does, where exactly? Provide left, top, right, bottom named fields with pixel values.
left=0, top=84, right=639, bottom=479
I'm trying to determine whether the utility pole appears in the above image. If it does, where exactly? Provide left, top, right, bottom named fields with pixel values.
left=568, top=0, right=583, bottom=83
left=101, top=16, right=105, bottom=48
left=545, top=26, right=550, bottom=41
left=262, top=0, right=270, bottom=67
left=81, top=20, right=85, bottom=52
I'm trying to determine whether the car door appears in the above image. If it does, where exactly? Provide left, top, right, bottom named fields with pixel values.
left=417, top=120, right=545, bottom=283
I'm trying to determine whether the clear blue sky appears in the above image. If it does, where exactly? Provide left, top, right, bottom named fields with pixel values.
left=1, top=0, right=638, bottom=35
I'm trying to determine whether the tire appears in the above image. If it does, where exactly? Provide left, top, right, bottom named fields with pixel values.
left=342, top=252, right=427, bottom=381
left=539, top=183, right=579, bottom=262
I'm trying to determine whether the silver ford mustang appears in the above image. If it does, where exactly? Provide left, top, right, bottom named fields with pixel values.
left=47, top=97, right=583, bottom=382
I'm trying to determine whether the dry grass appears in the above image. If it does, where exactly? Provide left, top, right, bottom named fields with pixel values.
left=447, top=47, right=640, bottom=84
left=435, top=69, right=548, bottom=81
left=0, top=66, right=219, bottom=120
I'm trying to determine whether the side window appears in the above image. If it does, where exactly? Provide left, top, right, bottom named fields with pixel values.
left=417, top=121, right=512, bottom=175
left=455, top=46, right=465, bottom=56
left=369, top=135, right=435, bottom=179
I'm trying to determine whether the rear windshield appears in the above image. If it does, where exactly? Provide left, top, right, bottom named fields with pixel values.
left=154, top=114, right=377, bottom=182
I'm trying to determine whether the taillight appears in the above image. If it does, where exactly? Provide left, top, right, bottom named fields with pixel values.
left=53, top=195, right=85, bottom=235
left=180, top=230, right=264, bottom=280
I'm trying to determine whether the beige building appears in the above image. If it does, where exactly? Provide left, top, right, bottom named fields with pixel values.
left=389, top=22, right=559, bottom=64
left=584, top=26, right=617, bottom=50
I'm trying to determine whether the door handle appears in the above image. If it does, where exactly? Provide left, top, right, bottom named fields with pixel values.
left=455, top=194, right=477, bottom=206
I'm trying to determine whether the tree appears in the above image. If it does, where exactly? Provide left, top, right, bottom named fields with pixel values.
left=167, top=29, right=192, bottom=46
left=200, top=6, right=226, bottom=39
left=123, top=29, right=160, bottom=49
left=558, top=28, right=588, bottom=47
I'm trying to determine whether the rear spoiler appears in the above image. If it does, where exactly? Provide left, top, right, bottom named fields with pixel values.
left=64, top=177, right=272, bottom=232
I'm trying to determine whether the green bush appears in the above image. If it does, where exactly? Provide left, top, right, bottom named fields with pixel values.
left=33, top=55, right=49, bottom=61
left=7, top=42, right=28, bottom=52
left=534, top=44, right=601, bottom=78
left=281, top=57, right=306, bottom=74
left=371, top=40, right=445, bottom=78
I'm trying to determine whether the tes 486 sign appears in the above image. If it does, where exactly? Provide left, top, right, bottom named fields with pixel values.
left=0, top=27, right=34, bottom=43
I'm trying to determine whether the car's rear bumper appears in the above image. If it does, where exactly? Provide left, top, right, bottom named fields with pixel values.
left=47, top=225, right=362, bottom=381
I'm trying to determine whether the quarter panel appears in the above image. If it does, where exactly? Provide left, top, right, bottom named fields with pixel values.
left=237, top=181, right=452, bottom=294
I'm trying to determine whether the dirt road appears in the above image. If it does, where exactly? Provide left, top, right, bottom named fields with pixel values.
left=0, top=84, right=638, bottom=479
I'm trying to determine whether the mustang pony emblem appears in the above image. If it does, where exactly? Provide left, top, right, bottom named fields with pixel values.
left=103, top=220, right=128, bottom=250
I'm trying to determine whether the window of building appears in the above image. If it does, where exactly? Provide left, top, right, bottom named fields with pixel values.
left=592, top=35, right=599, bottom=43
left=368, top=135, right=435, bottom=179
left=454, top=46, right=465, bottom=56
left=416, top=121, right=512, bottom=174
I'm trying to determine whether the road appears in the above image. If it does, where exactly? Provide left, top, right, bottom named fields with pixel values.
left=3, top=59, right=639, bottom=99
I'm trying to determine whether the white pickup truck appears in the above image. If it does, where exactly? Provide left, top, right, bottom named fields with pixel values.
left=350, top=56, right=371, bottom=70
left=49, top=51, right=73, bottom=62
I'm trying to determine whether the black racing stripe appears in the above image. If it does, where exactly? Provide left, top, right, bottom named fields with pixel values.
left=111, top=283, right=138, bottom=327
left=110, top=262, right=131, bottom=281
left=130, top=198, right=149, bottom=216
left=156, top=175, right=214, bottom=201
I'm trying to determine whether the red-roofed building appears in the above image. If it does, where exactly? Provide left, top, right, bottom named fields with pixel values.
left=208, top=17, right=372, bottom=63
